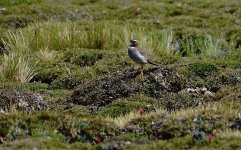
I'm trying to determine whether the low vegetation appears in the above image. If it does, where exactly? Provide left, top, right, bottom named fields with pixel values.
left=0, top=0, right=240, bottom=149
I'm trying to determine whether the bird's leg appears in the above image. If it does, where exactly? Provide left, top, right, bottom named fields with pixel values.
left=136, top=65, right=144, bottom=80
left=140, top=65, right=144, bottom=80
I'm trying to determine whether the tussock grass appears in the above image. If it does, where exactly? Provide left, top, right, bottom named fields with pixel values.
left=2, top=30, right=31, bottom=54
left=184, top=35, right=227, bottom=57
left=2, top=21, right=80, bottom=52
left=2, top=23, right=227, bottom=60
left=0, top=21, right=233, bottom=83
left=0, top=54, right=37, bottom=83
left=36, top=48, right=59, bottom=63
left=2, top=21, right=227, bottom=57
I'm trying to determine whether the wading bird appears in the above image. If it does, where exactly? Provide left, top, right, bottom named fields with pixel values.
left=128, top=40, right=157, bottom=79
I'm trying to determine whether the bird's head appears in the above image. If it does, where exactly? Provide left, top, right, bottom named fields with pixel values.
left=129, top=40, right=138, bottom=47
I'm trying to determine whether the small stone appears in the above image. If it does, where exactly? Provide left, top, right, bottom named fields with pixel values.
left=201, top=87, right=207, bottom=92
left=193, top=130, right=205, bottom=144
left=230, top=117, right=241, bottom=130
left=204, top=91, right=214, bottom=98
left=18, top=99, right=29, bottom=108
left=0, top=109, right=6, bottom=114
left=126, top=141, right=131, bottom=145
left=194, top=115, right=203, bottom=124
left=0, top=8, right=6, bottom=14
left=154, top=20, right=160, bottom=25
left=187, top=88, right=195, bottom=93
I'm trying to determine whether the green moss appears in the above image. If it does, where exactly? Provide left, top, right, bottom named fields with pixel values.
left=32, top=62, right=78, bottom=84
left=159, top=55, right=181, bottom=65
left=99, top=99, right=150, bottom=117
left=215, top=50, right=241, bottom=68
left=45, top=89, right=72, bottom=105
left=0, top=15, right=33, bottom=28
left=0, top=0, right=44, bottom=6
left=32, top=68, right=61, bottom=84
left=24, top=82, right=48, bottom=91
left=99, top=94, right=156, bottom=117
left=177, top=68, right=192, bottom=77
left=64, top=49, right=103, bottom=67
left=62, top=106, right=90, bottom=117
left=215, top=85, right=241, bottom=102
left=50, top=73, right=83, bottom=89
left=188, top=62, right=217, bottom=78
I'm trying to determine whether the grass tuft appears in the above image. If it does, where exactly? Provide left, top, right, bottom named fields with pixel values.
left=36, top=48, right=59, bottom=63
left=0, top=54, right=37, bottom=83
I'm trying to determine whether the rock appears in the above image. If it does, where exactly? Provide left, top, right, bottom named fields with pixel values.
left=100, top=140, right=132, bottom=150
left=204, top=91, right=215, bottom=98
left=0, top=8, right=6, bottom=14
left=122, top=125, right=144, bottom=135
left=192, top=130, right=206, bottom=144
left=230, top=117, right=241, bottom=130
left=154, top=20, right=160, bottom=25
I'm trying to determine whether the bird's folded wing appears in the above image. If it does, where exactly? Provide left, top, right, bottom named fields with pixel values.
left=137, top=48, right=149, bottom=59
left=138, top=48, right=158, bottom=65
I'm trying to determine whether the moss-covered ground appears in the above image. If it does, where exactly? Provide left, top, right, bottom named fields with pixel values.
left=0, top=0, right=241, bottom=149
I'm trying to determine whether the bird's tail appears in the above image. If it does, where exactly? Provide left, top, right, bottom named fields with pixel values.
left=148, top=59, right=158, bottom=66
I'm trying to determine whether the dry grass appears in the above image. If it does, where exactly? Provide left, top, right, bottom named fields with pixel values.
left=36, top=48, right=59, bottom=63
left=105, top=111, right=142, bottom=128
left=106, top=101, right=241, bottom=129
left=2, top=21, right=227, bottom=60
left=105, top=108, right=165, bottom=128
left=216, top=129, right=241, bottom=138
left=2, top=30, right=31, bottom=54
left=0, top=54, right=37, bottom=83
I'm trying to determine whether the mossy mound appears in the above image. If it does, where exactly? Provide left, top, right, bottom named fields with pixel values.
left=64, top=49, right=103, bottom=67
left=98, top=99, right=153, bottom=118
left=0, top=86, right=48, bottom=112
left=68, top=66, right=213, bottom=108
left=188, top=62, right=217, bottom=78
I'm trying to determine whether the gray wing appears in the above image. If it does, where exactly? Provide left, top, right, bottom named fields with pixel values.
left=137, top=48, right=149, bottom=59
left=138, top=48, right=158, bottom=66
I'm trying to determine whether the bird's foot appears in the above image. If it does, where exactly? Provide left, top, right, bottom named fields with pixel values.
left=136, top=72, right=144, bottom=80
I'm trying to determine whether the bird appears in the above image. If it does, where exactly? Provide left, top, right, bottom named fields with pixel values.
left=128, top=40, right=157, bottom=79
